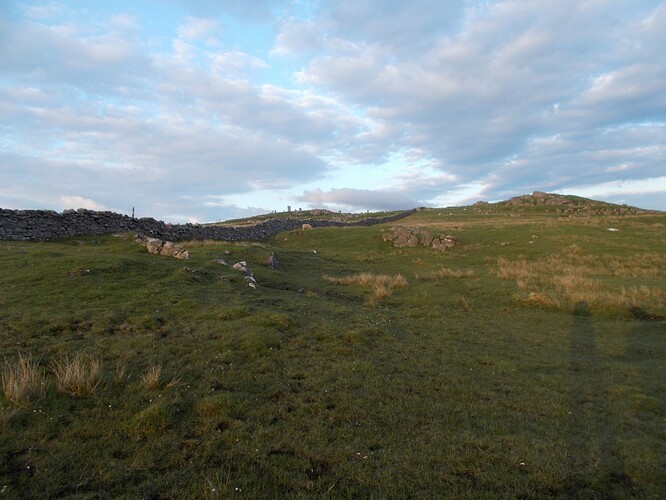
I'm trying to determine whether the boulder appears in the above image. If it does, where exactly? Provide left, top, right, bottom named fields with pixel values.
left=233, top=261, right=252, bottom=275
left=160, top=241, right=189, bottom=259
left=141, top=236, right=189, bottom=259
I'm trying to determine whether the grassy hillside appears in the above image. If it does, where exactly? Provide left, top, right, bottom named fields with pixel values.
left=1, top=201, right=665, bottom=497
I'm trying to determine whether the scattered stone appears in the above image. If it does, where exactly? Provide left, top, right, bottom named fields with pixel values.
left=297, top=288, right=305, bottom=294
left=68, top=268, right=91, bottom=276
left=213, top=258, right=228, bottom=265
left=607, top=228, right=620, bottom=232
left=312, top=250, right=317, bottom=254
left=224, top=250, right=231, bottom=255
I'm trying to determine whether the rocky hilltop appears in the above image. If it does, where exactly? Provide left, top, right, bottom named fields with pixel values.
left=502, top=191, right=652, bottom=215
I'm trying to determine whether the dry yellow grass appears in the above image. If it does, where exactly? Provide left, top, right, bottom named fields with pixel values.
left=495, top=251, right=666, bottom=314
left=415, top=268, right=476, bottom=280
left=141, top=364, right=162, bottom=390
left=324, top=273, right=408, bottom=304
left=52, top=354, right=102, bottom=397
left=1, top=353, right=46, bottom=404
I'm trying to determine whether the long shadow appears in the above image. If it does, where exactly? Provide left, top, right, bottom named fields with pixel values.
left=564, top=301, right=617, bottom=495
left=622, top=315, right=666, bottom=493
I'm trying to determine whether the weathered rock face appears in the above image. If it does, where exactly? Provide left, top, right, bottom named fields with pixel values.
left=138, top=236, right=189, bottom=259
left=0, top=208, right=416, bottom=241
left=383, top=226, right=457, bottom=251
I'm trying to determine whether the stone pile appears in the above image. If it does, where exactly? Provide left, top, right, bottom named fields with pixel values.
left=383, top=226, right=457, bottom=251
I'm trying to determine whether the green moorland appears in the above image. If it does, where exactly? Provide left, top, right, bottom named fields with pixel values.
left=1, top=199, right=665, bottom=498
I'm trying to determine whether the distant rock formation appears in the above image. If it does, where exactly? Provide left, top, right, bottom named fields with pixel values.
left=383, top=226, right=457, bottom=251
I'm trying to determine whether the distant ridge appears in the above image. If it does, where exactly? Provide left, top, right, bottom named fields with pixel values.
left=486, top=191, right=659, bottom=215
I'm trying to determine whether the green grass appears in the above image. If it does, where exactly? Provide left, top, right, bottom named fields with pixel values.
left=0, top=206, right=665, bottom=497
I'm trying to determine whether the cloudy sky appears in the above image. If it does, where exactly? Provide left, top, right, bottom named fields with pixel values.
left=1, top=0, right=664, bottom=222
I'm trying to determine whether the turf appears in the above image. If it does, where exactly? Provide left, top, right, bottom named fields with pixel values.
left=1, top=202, right=664, bottom=497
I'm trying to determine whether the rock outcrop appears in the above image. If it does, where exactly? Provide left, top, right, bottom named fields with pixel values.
left=505, top=192, right=650, bottom=215
left=138, top=236, right=189, bottom=259
left=383, top=226, right=457, bottom=251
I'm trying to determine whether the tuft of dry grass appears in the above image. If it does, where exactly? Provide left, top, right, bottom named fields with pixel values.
left=52, top=354, right=102, bottom=397
left=415, top=267, right=476, bottom=281
left=324, top=273, right=408, bottom=304
left=141, top=364, right=162, bottom=390
left=458, top=295, right=472, bottom=310
left=1, top=353, right=46, bottom=404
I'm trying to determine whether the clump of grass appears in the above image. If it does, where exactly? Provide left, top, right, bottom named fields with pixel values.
left=51, top=354, right=102, bottom=397
left=415, top=267, right=476, bottom=280
left=1, top=353, right=46, bottom=404
left=141, top=364, right=162, bottom=390
left=458, top=295, right=472, bottom=310
left=219, top=305, right=251, bottom=320
left=324, top=273, right=408, bottom=304
left=126, top=402, right=172, bottom=441
left=258, top=312, right=293, bottom=331
left=113, top=364, right=127, bottom=384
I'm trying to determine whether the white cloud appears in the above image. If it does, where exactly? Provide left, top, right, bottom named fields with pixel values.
left=297, top=188, right=422, bottom=211
left=59, top=196, right=107, bottom=211
left=177, top=16, right=219, bottom=43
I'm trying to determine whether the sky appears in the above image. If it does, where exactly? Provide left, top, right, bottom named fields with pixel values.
left=1, top=0, right=664, bottom=222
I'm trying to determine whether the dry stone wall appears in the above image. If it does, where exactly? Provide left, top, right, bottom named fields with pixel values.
left=0, top=208, right=416, bottom=242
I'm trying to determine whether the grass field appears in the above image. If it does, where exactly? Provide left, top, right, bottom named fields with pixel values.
left=1, top=200, right=665, bottom=497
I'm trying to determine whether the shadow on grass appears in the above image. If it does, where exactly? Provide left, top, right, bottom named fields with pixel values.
left=566, top=301, right=632, bottom=495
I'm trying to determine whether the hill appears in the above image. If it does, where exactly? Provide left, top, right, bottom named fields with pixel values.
left=0, top=197, right=664, bottom=497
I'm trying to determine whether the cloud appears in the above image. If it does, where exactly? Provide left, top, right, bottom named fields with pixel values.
left=59, top=196, right=107, bottom=211
left=271, top=17, right=323, bottom=56
left=297, top=188, right=422, bottom=211
left=177, top=16, right=219, bottom=42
